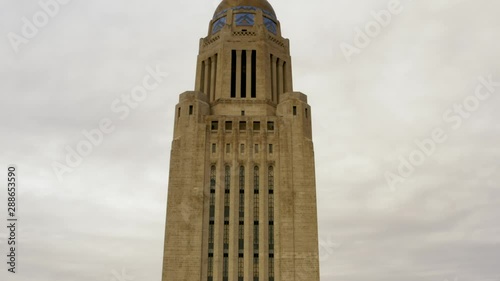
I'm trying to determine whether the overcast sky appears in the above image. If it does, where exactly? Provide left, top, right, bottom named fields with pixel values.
left=1, top=0, right=500, bottom=281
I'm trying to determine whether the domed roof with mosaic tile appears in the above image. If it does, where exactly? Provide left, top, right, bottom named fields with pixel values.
left=213, top=0, right=276, bottom=18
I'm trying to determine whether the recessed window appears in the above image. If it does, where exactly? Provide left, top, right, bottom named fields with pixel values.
left=267, top=121, right=274, bottom=131
left=226, top=121, right=233, bottom=131
left=293, top=106, right=297, bottom=116
left=254, top=144, right=259, bottom=153
left=178, top=107, right=181, bottom=118
left=269, top=144, right=273, bottom=154
left=241, top=111, right=245, bottom=116
left=305, top=108, right=308, bottom=118
left=253, top=121, right=261, bottom=131
left=240, top=144, right=245, bottom=154
left=189, top=105, right=193, bottom=115
left=211, top=121, right=219, bottom=130
left=212, top=143, right=217, bottom=153
left=226, top=144, right=231, bottom=153
left=239, top=121, right=246, bottom=131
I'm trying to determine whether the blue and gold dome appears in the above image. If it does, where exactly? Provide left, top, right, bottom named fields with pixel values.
left=213, top=0, right=276, bottom=18
left=211, top=0, right=279, bottom=35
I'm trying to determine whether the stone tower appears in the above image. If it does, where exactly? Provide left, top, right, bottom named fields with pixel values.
left=162, top=1, right=320, bottom=280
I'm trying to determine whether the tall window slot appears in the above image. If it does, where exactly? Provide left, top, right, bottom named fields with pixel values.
left=254, top=165, right=260, bottom=268
left=268, top=166, right=275, bottom=281
left=211, top=54, right=218, bottom=101
left=241, top=50, right=247, bottom=98
left=201, top=61, right=206, bottom=94
left=238, top=166, right=245, bottom=280
left=223, top=166, right=231, bottom=280
left=281, top=61, right=288, bottom=94
left=270, top=54, right=275, bottom=102
left=251, top=50, right=257, bottom=98
left=207, top=165, right=216, bottom=281
left=231, top=50, right=237, bottom=98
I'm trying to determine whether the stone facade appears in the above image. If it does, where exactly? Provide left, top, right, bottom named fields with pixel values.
left=162, top=1, right=320, bottom=280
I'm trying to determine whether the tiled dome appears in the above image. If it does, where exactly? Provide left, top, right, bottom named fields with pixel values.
left=214, top=0, right=276, bottom=18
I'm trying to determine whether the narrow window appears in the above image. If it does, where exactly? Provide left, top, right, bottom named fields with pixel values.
left=240, top=144, right=245, bottom=154
left=241, top=50, right=247, bottom=98
left=231, top=50, right=237, bottom=98
left=208, top=165, right=216, bottom=280
left=269, top=144, right=273, bottom=154
left=226, top=121, right=233, bottom=131
left=270, top=54, right=275, bottom=102
left=225, top=165, right=231, bottom=191
left=223, top=251, right=229, bottom=280
left=254, top=144, right=259, bottom=154
left=293, top=106, right=297, bottom=116
left=239, top=121, right=247, bottom=131
left=239, top=166, right=245, bottom=217
left=251, top=50, right=257, bottom=98
left=189, top=105, right=193, bottom=115
left=239, top=165, right=245, bottom=277
left=253, top=257, right=259, bottom=280
left=238, top=256, right=244, bottom=280
left=212, top=143, right=216, bottom=153
left=268, top=166, right=275, bottom=279
left=178, top=107, right=181, bottom=118
left=282, top=61, right=287, bottom=100
left=208, top=256, right=213, bottom=280
left=253, top=121, right=261, bottom=131
left=241, top=110, right=245, bottom=116
left=224, top=165, right=231, bottom=263
left=267, top=121, right=274, bottom=131
left=212, top=54, right=218, bottom=102
left=211, top=121, right=219, bottom=130
left=305, top=108, right=309, bottom=118
left=201, top=61, right=206, bottom=93
left=226, top=144, right=231, bottom=153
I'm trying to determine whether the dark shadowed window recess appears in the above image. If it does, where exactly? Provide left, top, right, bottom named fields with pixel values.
left=231, top=50, right=237, bottom=98
left=211, top=121, right=218, bottom=130
left=251, top=50, right=257, bottom=98
left=253, top=121, right=261, bottom=131
left=241, top=50, right=247, bottom=98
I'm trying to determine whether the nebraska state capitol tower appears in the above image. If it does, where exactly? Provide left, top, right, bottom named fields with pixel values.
left=162, top=1, right=320, bottom=280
